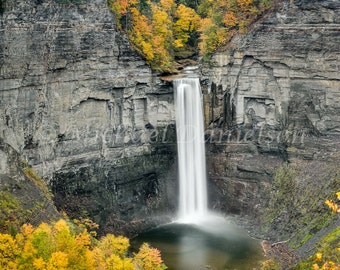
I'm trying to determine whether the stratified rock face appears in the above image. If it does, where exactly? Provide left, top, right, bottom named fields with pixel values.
left=0, top=0, right=176, bottom=235
left=202, top=0, right=340, bottom=225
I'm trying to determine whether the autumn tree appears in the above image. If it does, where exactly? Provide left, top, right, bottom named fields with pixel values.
left=134, top=243, right=166, bottom=270
left=0, top=219, right=167, bottom=270
left=109, top=0, right=274, bottom=70
left=173, top=4, right=201, bottom=55
left=149, top=2, right=174, bottom=71
left=129, top=7, right=154, bottom=59
left=0, top=233, right=20, bottom=269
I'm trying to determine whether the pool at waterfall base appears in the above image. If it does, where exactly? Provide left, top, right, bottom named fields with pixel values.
left=147, top=77, right=264, bottom=269
left=131, top=215, right=264, bottom=270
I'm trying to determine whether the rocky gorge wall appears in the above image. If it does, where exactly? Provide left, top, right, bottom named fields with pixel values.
left=1, top=0, right=339, bottom=249
left=201, top=0, right=340, bottom=245
left=0, top=0, right=177, bottom=235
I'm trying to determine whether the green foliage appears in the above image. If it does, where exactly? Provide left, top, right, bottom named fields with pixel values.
left=0, top=191, right=27, bottom=234
left=0, top=219, right=166, bottom=270
left=264, top=164, right=297, bottom=223
left=0, top=162, right=58, bottom=237
left=293, top=193, right=340, bottom=270
left=108, top=0, right=273, bottom=71
left=263, top=164, right=339, bottom=248
left=22, top=164, right=52, bottom=199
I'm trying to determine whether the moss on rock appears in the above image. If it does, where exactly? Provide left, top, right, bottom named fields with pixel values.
left=0, top=140, right=60, bottom=234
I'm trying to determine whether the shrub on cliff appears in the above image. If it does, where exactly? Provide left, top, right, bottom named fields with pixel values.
left=263, top=163, right=339, bottom=248
left=293, top=191, right=340, bottom=270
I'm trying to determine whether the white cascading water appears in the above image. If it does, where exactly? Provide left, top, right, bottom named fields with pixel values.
left=174, top=77, right=208, bottom=222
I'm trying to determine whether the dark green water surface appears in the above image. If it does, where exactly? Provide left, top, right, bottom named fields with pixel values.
left=131, top=217, right=263, bottom=270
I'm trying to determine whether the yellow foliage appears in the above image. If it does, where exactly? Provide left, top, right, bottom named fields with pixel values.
left=325, top=199, right=339, bottom=213
left=75, top=230, right=92, bottom=247
left=134, top=243, right=166, bottom=270
left=21, top=223, right=34, bottom=237
left=141, top=41, right=154, bottom=60
left=54, top=219, right=70, bottom=233
left=0, top=234, right=20, bottom=269
left=98, top=234, right=130, bottom=259
left=106, top=254, right=134, bottom=270
left=173, top=39, right=184, bottom=48
left=173, top=4, right=201, bottom=49
left=316, top=252, right=323, bottom=261
left=309, top=192, right=340, bottom=270
left=129, top=7, right=155, bottom=63
left=237, top=0, right=254, bottom=11
left=46, top=251, right=69, bottom=270
left=116, top=0, right=129, bottom=15
left=313, top=263, right=320, bottom=269
left=160, top=0, right=175, bottom=13
left=325, top=191, right=340, bottom=213
left=198, top=17, right=218, bottom=55
left=0, top=219, right=167, bottom=270
left=73, top=218, right=99, bottom=237
left=217, top=28, right=228, bottom=44
left=33, top=257, right=46, bottom=270
left=109, top=0, right=273, bottom=69
left=151, top=5, right=172, bottom=37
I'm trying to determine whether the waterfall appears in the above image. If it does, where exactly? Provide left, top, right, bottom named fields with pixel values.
left=174, top=77, right=208, bottom=222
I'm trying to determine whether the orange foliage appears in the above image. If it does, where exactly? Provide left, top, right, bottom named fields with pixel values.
left=224, top=12, right=238, bottom=27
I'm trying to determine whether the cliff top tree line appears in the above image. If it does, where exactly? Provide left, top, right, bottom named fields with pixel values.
left=108, top=0, right=273, bottom=72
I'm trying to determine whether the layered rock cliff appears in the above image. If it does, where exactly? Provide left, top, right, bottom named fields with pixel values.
left=201, top=0, right=340, bottom=250
left=1, top=0, right=339, bottom=252
left=0, top=0, right=177, bottom=235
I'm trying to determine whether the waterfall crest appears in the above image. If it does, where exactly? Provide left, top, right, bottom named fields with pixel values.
left=174, top=77, right=208, bottom=222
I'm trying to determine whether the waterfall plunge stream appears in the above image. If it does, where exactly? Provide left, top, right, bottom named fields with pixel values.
left=131, top=75, right=263, bottom=270
left=174, top=77, right=208, bottom=221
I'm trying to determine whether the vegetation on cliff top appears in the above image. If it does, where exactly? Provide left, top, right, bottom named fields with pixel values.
left=108, top=0, right=273, bottom=72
